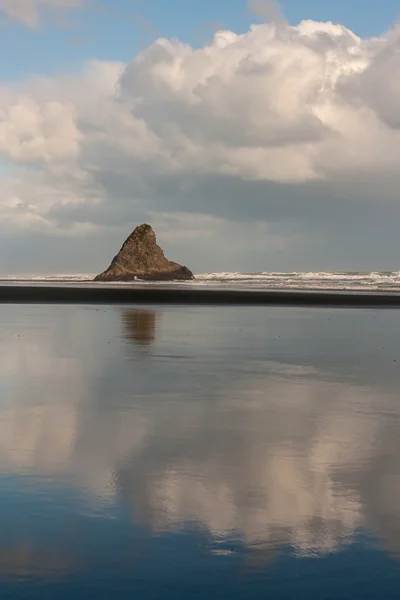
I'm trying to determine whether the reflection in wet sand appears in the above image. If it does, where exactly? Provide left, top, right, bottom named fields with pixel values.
left=122, top=310, right=157, bottom=345
left=1, top=305, right=400, bottom=581
left=0, top=545, right=74, bottom=581
left=113, top=375, right=365, bottom=555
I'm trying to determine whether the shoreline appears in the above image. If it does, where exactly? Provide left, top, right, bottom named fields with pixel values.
left=1, top=284, right=400, bottom=307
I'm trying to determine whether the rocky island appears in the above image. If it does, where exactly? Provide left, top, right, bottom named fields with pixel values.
left=94, top=224, right=194, bottom=282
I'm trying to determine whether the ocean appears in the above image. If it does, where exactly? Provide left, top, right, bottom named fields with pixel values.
left=2, top=290, right=400, bottom=598
left=2, top=270, right=400, bottom=291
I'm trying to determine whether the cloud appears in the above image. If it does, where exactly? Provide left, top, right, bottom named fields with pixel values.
left=2, top=20, right=400, bottom=271
left=339, top=26, right=400, bottom=130
left=248, top=0, right=288, bottom=25
left=0, top=0, right=83, bottom=27
left=0, top=97, right=81, bottom=163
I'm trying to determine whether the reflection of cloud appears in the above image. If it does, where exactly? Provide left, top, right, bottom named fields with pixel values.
left=0, top=544, right=74, bottom=581
left=1, top=305, right=400, bottom=562
left=0, top=405, right=76, bottom=472
left=122, top=310, right=157, bottom=345
left=114, top=376, right=369, bottom=555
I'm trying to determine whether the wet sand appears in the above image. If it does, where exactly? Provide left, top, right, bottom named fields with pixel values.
left=1, top=284, right=400, bottom=306
left=2, top=303, right=400, bottom=598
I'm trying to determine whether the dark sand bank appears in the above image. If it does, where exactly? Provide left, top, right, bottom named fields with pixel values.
left=1, top=284, right=400, bottom=307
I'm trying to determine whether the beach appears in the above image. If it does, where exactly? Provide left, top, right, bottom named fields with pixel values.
left=2, top=283, right=400, bottom=306
left=1, top=302, right=400, bottom=598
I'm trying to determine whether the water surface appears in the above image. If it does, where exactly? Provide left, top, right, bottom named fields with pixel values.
left=1, top=304, right=400, bottom=598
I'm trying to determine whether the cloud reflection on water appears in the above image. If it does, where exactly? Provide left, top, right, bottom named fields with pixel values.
left=0, top=305, right=399, bottom=568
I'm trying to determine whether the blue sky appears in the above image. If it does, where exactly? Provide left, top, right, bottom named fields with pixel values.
left=1, top=0, right=399, bottom=80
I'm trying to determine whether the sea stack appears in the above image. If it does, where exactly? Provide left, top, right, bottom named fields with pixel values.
left=94, top=224, right=194, bottom=282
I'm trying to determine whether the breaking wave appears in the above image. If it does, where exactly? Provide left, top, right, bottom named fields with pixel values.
left=2, top=271, right=400, bottom=291
left=192, top=271, right=400, bottom=290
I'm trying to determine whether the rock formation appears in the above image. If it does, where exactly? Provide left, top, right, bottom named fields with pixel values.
left=94, top=224, right=194, bottom=282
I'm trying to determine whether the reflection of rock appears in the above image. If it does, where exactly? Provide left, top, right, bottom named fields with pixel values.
left=122, top=310, right=157, bottom=345
left=94, top=224, right=194, bottom=281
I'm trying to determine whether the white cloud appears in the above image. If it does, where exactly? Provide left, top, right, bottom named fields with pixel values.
left=339, top=26, right=400, bottom=130
left=2, top=20, right=400, bottom=270
left=118, top=20, right=396, bottom=184
left=0, top=0, right=83, bottom=27
left=0, top=96, right=81, bottom=163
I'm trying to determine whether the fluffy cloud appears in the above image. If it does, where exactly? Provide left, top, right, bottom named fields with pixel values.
left=2, top=19, right=400, bottom=271
left=0, top=97, right=81, bottom=162
left=0, top=0, right=83, bottom=27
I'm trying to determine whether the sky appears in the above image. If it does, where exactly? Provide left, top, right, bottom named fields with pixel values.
left=1, top=0, right=400, bottom=274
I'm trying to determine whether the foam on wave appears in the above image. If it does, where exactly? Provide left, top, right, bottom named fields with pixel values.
left=2, top=272, right=400, bottom=291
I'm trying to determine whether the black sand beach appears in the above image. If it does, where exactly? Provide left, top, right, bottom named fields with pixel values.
left=1, top=284, right=400, bottom=306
